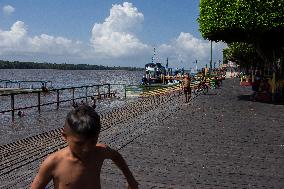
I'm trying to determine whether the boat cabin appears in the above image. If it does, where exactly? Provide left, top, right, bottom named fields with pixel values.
left=144, top=63, right=166, bottom=84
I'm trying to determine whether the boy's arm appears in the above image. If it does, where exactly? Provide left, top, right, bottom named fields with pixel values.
left=30, top=155, right=55, bottom=189
left=104, top=145, right=138, bottom=189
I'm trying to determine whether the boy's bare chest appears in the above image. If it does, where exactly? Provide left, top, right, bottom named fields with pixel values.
left=184, top=79, right=191, bottom=86
left=54, top=160, right=102, bottom=189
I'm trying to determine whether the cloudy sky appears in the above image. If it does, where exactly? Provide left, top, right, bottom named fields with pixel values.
left=0, top=0, right=226, bottom=69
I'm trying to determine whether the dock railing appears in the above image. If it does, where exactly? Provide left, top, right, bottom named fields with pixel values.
left=0, top=79, right=53, bottom=89
left=0, top=83, right=186, bottom=119
left=0, top=83, right=126, bottom=119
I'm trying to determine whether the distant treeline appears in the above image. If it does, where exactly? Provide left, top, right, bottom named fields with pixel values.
left=0, top=60, right=143, bottom=71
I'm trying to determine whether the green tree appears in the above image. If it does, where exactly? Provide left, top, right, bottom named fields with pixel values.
left=198, top=0, right=284, bottom=44
left=223, top=42, right=262, bottom=72
left=0, top=60, right=144, bottom=71
left=198, top=0, right=284, bottom=76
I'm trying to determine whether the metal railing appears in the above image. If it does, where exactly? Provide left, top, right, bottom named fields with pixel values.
left=0, top=83, right=126, bottom=119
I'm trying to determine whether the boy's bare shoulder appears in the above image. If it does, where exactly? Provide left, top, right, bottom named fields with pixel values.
left=44, top=147, right=68, bottom=166
left=95, top=143, right=118, bottom=158
left=33, top=147, right=67, bottom=180
left=96, top=143, right=112, bottom=152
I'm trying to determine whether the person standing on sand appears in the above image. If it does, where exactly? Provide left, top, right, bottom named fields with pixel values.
left=30, top=105, right=138, bottom=189
left=182, top=73, right=192, bottom=103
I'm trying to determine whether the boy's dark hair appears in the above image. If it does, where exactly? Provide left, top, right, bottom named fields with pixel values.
left=66, top=105, right=101, bottom=138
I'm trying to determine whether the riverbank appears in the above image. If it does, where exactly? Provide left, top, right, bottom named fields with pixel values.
left=1, top=78, right=283, bottom=188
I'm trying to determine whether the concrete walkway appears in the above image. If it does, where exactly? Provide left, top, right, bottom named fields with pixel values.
left=1, top=78, right=283, bottom=189
left=101, top=78, right=284, bottom=189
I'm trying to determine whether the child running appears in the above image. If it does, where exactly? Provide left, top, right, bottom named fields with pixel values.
left=31, top=105, right=138, bottom=189
left=182, top=73, right=192, bottom=103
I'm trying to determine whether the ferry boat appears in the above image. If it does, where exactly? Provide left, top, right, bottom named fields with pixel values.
left=144, top=62, right=166, bottom=84
left=142, top=48, right=184, bottom=85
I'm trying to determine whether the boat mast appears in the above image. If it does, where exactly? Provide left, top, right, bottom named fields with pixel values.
left=153, top=47, right=156, bottom=63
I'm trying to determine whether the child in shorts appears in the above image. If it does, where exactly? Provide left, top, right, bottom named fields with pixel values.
left=182, top=73, right=192, bottom=103
left=31, top=105, right=138, bottom=189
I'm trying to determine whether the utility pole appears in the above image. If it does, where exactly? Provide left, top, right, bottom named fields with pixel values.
left=210, top=41, right=213, bottom=73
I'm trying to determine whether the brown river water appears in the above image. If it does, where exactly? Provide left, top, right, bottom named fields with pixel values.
left=0, top=69, right=143, bottom=144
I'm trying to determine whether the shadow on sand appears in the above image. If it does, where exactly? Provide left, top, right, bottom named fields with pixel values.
left=237, top=95, right=284, bottom=105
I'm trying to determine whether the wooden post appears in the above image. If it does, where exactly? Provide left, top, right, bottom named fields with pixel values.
left=124, top=84, right=127, bottom=99
left=85, top=86, right=88, bottom=103
left=56, top=90, right=60, bottom=109
left=72, top=88, right=75, bottom=104
left=11, top=94, right=15, bottom=119
left=107, top=84, right=111, bottom=97
left=97, top=85, right=101, bottom=99
left=37, top=92, right=41, bottom=112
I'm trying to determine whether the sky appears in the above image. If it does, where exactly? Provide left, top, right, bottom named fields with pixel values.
left=0, top=0, right=226, bottom=69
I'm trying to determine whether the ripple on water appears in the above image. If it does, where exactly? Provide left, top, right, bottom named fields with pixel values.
left=0, top=69, right=143, bottom=144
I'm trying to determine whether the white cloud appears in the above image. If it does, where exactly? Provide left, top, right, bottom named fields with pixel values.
left=3, top=5, right=15, bottom=15
left=90, top=2, right=148, bottom=58
left=0, top=21, right=83, bottom=57
left=28, top=34, right=82, bottom=55
left=0, top=2, right=226, bottom=68
left=0, top=21, right=27, bottom=51
left=0, top=21, right=226, bottom=68
left=158, top=32, right=227, bottom=69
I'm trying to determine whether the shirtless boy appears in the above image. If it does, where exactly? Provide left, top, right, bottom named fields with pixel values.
left=31, top=105, right=138, bottom=189
left=182, top=73, right=192, bottom=103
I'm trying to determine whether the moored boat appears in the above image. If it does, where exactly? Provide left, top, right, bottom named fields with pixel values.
left=142, top=48, right=184, bottom=85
